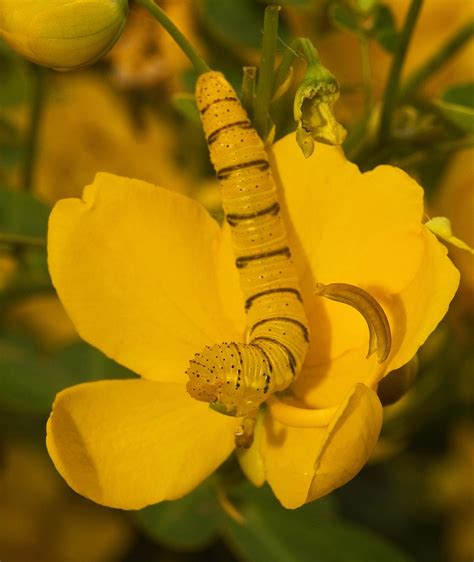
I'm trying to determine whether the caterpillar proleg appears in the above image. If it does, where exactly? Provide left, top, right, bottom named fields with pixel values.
left=186, top=72, right=309, bottom=422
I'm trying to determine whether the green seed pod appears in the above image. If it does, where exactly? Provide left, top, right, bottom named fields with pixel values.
left=0, top=0, right=128, bottom=71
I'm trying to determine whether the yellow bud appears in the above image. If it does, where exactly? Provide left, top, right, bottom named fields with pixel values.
left=0, top=0, right=128, bottom=70
left=425, top=216, right=474, bottom=255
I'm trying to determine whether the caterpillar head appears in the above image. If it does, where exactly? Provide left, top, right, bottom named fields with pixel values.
left=185, top=342, right=269, bottom=417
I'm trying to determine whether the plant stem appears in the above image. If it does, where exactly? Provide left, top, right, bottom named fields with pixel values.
left=344, top=35, right=375, bottom=157
left=378, top=0, right=423, bottom=143
left=254, top=5, right=281, bottom=140
left=23, top=64, right=45, bottom=192
left=359, top=35, right=374, bottom=114
left=135, top=0, right=210, bottom=75
left=274, top=40, right=298, bottom=95
left=241, top=66, right=257, bottom=115
left=0, top=232, right=46, bottom=247
left=400, top=20, right=474, bottom=101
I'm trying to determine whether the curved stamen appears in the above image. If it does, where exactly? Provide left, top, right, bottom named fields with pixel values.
left=315, top=282, right=392, bottom=363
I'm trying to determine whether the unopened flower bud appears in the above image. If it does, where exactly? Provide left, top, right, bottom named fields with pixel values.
left=294, top=59, right=347, bottom=158
left=0, top=0, right=128, bottom=71
left=343, top=0, right=378, bottom=17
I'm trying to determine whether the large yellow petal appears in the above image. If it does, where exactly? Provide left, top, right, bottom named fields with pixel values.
left=262, top=384, right=382, bottom=508
left=384, top=228, right=459, bottom=373
left=46, top=379, right=238, bottom=509
left=48, top=174, right=240, bottom=383
left=293, top=349, right=380, bottom=408
left=307, top=384, right=382, bottom=503
left=271, top=135, right=425, bottom=365
left=215, top=223, right=246, bottom=336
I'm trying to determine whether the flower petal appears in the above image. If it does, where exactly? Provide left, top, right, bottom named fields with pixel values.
left=307, top=383, right=382, bottom=503
left=48, top=174, right=240, bottom=383
left=384, top=228, right=459, bottom=373
left=293, top=349, right=380, bottom=407
left=262, top=383, right=382, bottom=508
left=46, top=378, right=238, bottom=509
left=215, top=223, right=246, bottom=337
left=291, top=223, right=458, bottom=409
left=271, top=135, right=425, bottom=364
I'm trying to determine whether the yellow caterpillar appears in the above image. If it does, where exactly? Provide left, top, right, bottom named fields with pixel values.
left=186, top=71, right=309, bottom=422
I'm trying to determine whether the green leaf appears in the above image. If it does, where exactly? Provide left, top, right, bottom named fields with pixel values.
left=434, top=83, right=474, bottom=131
left=223, top=484, right=412, bottom=562
left=0, top=144, right=24, bottom=170
left=135, top=477, right=220, bottom=550
left=200, top=0, right=266, bottom=50
left=0, top=335, right=135, bottom=414
left=0, top=39, right=31, bottom=107
left=0, top=187, right=51, bottom=238
left=370, top=4, right=399, bottom=53
left=442, top=82, right=474, bottom=107
left=0, top=117, right=24, bottom=170
left=329, top=3, right=360, bottom=34
left=200, top=0, right=290, bottom=52
left=172, top=93, right=201, bottom=124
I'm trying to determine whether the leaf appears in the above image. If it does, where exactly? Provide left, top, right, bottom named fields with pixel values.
left=200, top=0, right=290, bottom=52
left=0, top=39, right=31, bottom=107
left=200, top=0, right=266, bottom=50
left=0, top=144, right=24, bottom=170
left=0, top=335, right=135, bottom=414
left=172, top=93, right=201, bottom=124
left=223, top=484, right=413, bottom=562
left=370, top=4, right=399, bottom=53
left=329, top=3, right=360, bottom=34
left=0, top=117, right=24, bottom=170
left=135, top=477, right=220, bottom=550
left=434, top=83, right=474, bottom=131
left=442, top=82, right=474, bottom=107
left=0, top=187, right=51, bottom=238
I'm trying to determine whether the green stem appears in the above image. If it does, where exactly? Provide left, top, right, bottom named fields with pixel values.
left=274, top=40, right=298, bottom=95
left=344, top=35, right=374, bottom=157
left=359, top=35, right=374, bottom=114
left=0, top=232, right=46, bottom=247
left=135, top=0, right=210, bottom=75
left=400, top=20, right=474, bottom=100
left=273, top=37, right=319, bottom=98
left=23, top=64, right=45, bottom=192
left=298, top=38, right=319, bottom=66
left=241, top=66, right=257, bottom=115
left=254, top=5, right=281, bottom=140
left=378, top=0, right=423, bottom=143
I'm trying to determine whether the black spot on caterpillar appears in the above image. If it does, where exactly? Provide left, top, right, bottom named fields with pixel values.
left=186, top=72, right=309, bottom=420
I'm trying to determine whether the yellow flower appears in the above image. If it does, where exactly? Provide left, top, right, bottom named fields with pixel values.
left=0, top=0, right=128, bottom=70
left=46, top=135, right=458, bottom=510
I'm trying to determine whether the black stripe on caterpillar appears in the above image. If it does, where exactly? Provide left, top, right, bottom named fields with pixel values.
left=186, top=71, right=309, bottom=420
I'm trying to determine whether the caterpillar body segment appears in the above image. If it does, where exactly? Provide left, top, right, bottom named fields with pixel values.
left=186, top=71, right=309, bottom=418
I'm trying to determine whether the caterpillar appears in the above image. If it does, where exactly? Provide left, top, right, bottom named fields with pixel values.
left=186, top=71, right=309, bottom=427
